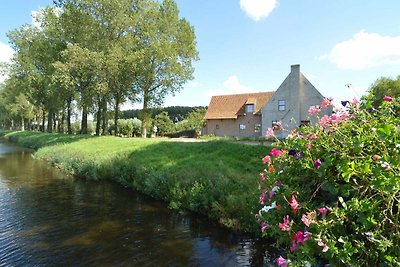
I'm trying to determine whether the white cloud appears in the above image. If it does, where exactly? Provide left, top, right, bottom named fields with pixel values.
left=318, top=30, right=400, bottom=70
left=0, top=41, right=14, bottom=83
left=204, top=75, right=257, bottom=98
left=240, top=0, right=278, bottom=21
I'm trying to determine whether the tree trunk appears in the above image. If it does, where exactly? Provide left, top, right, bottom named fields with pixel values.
left=41, top=109, right=46, bottom=132
left=102, top=99, right=108, bottom=136
left=59, top=109, right=65, bottom=133
left=47, top=110, right=53, bottom=133
left=53, top=113, right=57, bottom=132
left=95, top=99, right=101, bottom=136
left=114, top=95, right=120, bottom=136
left=67, top=96, right=72, bottom=134
left=34, top=110, right=39, bottom=131
left=141, top=89, right=150, bottom=138
left=21, top=117, right=25, bottom=131
left=81, top=106, right=88, bottom=134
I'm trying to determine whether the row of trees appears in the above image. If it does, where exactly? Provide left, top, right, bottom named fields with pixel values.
left=0, top=0, right=198, bottom=137
left=122, top=105, right=206, bottom=122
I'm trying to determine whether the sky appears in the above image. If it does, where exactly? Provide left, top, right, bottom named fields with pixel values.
left=1, top=0, right=400, bottom=109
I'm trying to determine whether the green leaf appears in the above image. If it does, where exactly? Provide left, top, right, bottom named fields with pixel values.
left=338, top=196, right=347, bottom=210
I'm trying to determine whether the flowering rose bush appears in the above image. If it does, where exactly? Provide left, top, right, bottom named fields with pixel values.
left=256, top=95, right=400, bottom=266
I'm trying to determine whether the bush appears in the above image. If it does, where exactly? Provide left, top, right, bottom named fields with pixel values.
left=108, top=118, right=142, bottom=137
left=164, top=129, right=197, bottom=138
left=257, top=96, right=399, bottom=266
left=154, top=111, right=174, bottom=136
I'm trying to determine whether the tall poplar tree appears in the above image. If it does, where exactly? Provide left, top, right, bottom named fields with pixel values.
left=132, top=0, right=199, bottom=137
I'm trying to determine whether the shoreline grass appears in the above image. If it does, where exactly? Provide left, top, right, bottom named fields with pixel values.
left=1, top=130, right=271, bottom=233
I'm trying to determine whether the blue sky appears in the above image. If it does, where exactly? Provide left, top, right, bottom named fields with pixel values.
left=1, top=0, right=400, bottom=108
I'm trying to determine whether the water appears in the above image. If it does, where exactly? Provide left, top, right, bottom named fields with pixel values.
left=0, top=139, right=276, bottom=266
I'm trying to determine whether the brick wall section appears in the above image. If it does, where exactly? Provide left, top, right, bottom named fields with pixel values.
left=206, top=113, right=262, bottom=137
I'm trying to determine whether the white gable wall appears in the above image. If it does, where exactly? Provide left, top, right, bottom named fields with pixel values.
left=261, top=65, right=328, bottom=138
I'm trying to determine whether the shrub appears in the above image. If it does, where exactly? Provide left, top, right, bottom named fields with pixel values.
left=164, top=129, right=197, bottom=138
left=154, top=111, right=174, bottom=136
left=257, top=96, right=400, bottom=266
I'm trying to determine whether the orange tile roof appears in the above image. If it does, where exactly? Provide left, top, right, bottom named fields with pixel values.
left=205, top=92, right=275, bottom=119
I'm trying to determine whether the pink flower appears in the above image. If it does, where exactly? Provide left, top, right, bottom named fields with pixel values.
left=308, top=134, right=318, bottom=140
left=295, top=230, right=310, bottom=243
left=301, top=214, right=311, bottom=227
left=290, top=240, right=298, bottom=252
left=289, top=193, right=299, bottom=214
left=278, top=215, right=291, bottom=231
left=308, top=105, right=321, bottom=115
left=269, top=148, right=282, bottom=157
left=259, top=172, right=266, bottom=182
left=318, top=241, right=329, bottom=252
left=268, top=189, right=276, bottom=200
left=321, top=97, right=333, bottom=108
left=262, top=155, right=271, bottom=164
left=318, top=207, right=329, bottom=218
left=301, top=211, right=318, bottom=227
left=266, top=128, right=275, bottom=138
left=307, top=141, right=312, bottom=149
left=383, top=95, right=393, bottom=102
left=381, top=162, right=392, bottom=171
left=276, top=256, right=290, bottom=267
left=260, top=221, right=268, bottom=232
left=319, top=115, right=330, bottom=126
left=259, top=192, right=266, bottom=205
left=351, top=97, right=360, bottom=105
left=331, top=112, right=349, bottom=123
left=287, top=129, right=299, bottom=138
left=314, top=159, right=322, bottom=169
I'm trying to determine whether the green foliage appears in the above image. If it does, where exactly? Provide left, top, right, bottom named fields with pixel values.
left=70, top=120, right=95, bottom=135
left=171, top=107, right=206, bottom=133
left=154, top=111, right=174, bottom=136
left=184, top=107, right=206, bottom=132
left=122, top=106, right=206, bottom=122
left=132, top=0, right=199, bottom=137
left=368, top=76, right=400, bottom=107
left=257, top=96, right=400, bottom=266
left=5, top=131, right=268, bottom=233
left=3, top=0, right=198, bottom=137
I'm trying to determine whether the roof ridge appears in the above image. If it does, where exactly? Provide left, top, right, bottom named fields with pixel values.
left=211, top=91, right=275, bottom=97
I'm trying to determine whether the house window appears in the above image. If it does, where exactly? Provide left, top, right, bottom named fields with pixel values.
left=254, top=124, right=261, bottom=133
left=246, top=104, right=254, bottom=113
left=239, top=124, right=246, bottom=132
left=216, top=124, right=220, bottom=129
left=278, top=100, right=286, bottom=111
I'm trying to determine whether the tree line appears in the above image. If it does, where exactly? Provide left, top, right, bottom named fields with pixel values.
left=122, top=105, right=206, bottom=122
left=0, top=0, right=198, bottom=137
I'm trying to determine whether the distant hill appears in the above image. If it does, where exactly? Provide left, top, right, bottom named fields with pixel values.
left=122, top=106, right=207, bottom=122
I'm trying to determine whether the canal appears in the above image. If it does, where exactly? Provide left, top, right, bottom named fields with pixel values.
left=0, top=139, right=276, bottom=266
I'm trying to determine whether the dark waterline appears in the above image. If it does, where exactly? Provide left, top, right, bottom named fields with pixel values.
left=0, top=139, right=276, bottom=266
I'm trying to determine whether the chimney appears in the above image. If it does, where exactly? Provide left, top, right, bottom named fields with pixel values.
left=291, top=64, right=300, bottom=75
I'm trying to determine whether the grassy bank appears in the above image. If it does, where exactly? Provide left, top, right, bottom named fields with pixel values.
left=1, top=130, right=271, bottom=233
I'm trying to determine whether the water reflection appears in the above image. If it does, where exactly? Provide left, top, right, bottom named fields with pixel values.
left=0, top=140, right=276, bottom=266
